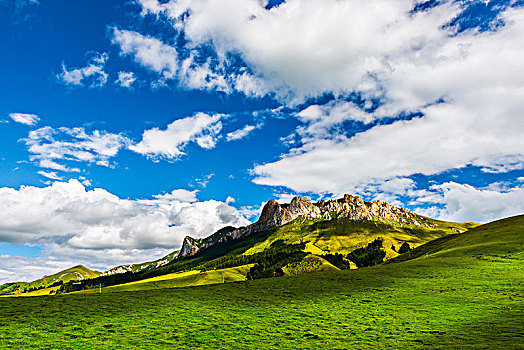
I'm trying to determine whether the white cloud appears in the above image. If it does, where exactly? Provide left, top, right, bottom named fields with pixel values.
left=226, top=124, right=257, bottom=141
left=137, top=0, right=462, bottom=102
left=130, top=112, right=223, bottom=160
left=193, top=173, right=214, bottom=188
left=111, top=27, right=262, bottom=95
left=9, top=113, right=39, bottom=126
left=115, top=71, right=136, bottom=88
left=251, top=7, right=524, bottom=197
left=112, top=29, right=178, bottom=79
left=24, top=126, right=131, bottom=171
left=38, top=159, right=71, bottom=172
left=133, top=2, right=524, bottom=218
left=57, top=52, right=109, bottom=88
left=0, top=180, right=251, bottom=282
left=295, top=100, right=375, bottom=141
left=153, top=188, right=199, bottom=203
left=415, top=182, right=524, bottom=223
left=37, top=170, right=63, bottom=181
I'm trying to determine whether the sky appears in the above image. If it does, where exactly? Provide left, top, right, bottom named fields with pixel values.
left=1, top=0, right=523, bottom=283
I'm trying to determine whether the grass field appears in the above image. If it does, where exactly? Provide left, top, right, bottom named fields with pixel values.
left=99, top=264, right=253, bottom=293
left=0, top=215, right=522, bottom=348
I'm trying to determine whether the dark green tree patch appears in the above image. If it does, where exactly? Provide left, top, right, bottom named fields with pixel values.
left=346, top=238, right=386, bottom=268
left=398, top=242, right=411, bottom=254
left=322, top=253, right=351, bottom=270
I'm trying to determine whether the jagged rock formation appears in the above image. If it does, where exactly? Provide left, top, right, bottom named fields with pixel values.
left=178, top=236, right=202, bottom=258
left=101, top=265, right=133, bottom=276
left=177, top=194, right=434, bottom=259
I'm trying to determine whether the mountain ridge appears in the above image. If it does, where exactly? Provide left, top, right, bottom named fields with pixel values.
left=177, top=194, right=452, bottom=260
left=1, top=193, right=476, bottom=294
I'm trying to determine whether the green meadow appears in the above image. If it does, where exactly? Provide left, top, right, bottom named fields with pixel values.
left=1, top=215, right=522, bottom=349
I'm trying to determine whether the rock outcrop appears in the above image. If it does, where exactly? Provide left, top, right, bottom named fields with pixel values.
left=101, top=265, right=133, bottom=276
left=176, top=194, right=433, bottom=260
left=178, top=236, right=201, bottom=258
left=101, top=250, right=180, bottom=276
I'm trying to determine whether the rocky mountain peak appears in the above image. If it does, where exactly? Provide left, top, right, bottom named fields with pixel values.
left=289, top=196, right=320, bottom=217
left=177, top=194, right=428, bottom=259
left=258, top=199, right=294, bottom=229
left=178, top=236, right=201, bottom=258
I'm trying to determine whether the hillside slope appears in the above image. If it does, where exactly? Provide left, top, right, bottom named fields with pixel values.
left=392, top=213, right=524, bottom=262
left=177, top=194, right=476, bottom=259
left=0, top=265, right=101, bottom=296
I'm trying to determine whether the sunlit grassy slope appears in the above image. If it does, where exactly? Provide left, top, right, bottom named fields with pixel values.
left=1, top=215, right=521, bottom=349
left=97, top=265, right=253, bottom=293
left=244, top=216, right=476, bottom=258
left=0, top=265, right=101, bottom=296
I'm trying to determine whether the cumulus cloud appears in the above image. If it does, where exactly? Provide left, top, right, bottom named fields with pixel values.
left=9, top=113, right=39, bottom=126
left=0, top=180, right=250, bottom=282
left=153, top=188, right=199, bottom=203
left=132, top=1, right=524, bottom=203
left=130, top=112, right=223, bottom=160
left=415, top=182, right=524, bottom=223
left=136, top=0, right=465, bottom=101
left=24, top=126, right=131, bottom=171
left=252, top=6, right=524, bottom=196
left=115, top=71, right=136, bottom=88
left=57, top=52, right=109, bottom=88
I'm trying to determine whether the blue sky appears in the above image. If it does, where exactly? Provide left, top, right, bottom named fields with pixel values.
left=1, top=0, right=523, bottom=282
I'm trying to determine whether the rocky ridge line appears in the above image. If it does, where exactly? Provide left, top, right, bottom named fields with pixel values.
left=177, top=194, right=433, bottom=259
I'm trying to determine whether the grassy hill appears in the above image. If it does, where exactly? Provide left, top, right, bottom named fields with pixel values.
left=0, top=265, right=101, bottom=296
left=1, top=215, right=520, bottom=348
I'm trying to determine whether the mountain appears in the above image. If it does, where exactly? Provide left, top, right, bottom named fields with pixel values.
left=177, top=194, right=473, bottom=260
left=51, top=194, right=476, bottom=294
left=101, top=249, right=180, bottom=276
left=0, top=265, right=101, bottom=296
left=2, top=194, right=478, bottom=295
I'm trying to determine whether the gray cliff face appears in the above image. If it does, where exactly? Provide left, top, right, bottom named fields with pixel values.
left=177, top=194, right=429, bottom=259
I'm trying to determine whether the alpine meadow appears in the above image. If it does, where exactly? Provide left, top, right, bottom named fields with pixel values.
left=0, top=0, right=523, bottom=349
